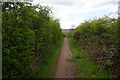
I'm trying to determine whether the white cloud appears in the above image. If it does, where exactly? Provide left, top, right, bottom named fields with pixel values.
left=32, top=0, right=119, bottom=29
left=109, top=4, right=118, bottom=12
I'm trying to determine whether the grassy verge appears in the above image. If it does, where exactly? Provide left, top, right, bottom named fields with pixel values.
left=36, top=38, right=63, bottom=78
left=68, top=37, right=112, bottom=78
left=22, top=38, right=63, bottom=78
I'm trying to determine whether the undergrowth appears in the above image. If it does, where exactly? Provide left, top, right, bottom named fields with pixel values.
left=68, top=37, right=112, bottom=78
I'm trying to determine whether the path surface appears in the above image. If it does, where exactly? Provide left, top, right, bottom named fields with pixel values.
left=54, top=38, right=75, bottom=78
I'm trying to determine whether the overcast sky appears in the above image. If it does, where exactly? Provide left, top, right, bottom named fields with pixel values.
left=32, top=0, right=119, bottom=29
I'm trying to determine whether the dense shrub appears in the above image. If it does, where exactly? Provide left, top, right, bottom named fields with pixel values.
left=2, top=2, right=63, bottom=78
left=73, top=16, right=120, bottom=79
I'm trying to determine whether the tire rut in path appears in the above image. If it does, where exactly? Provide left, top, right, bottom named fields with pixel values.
left=54, top=38, right=75, bottom=78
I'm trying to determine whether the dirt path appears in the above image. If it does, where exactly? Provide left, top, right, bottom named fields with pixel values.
left=54, top=38, right=75, bottom=78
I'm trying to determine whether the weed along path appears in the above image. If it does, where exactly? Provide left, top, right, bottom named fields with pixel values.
left=54, top=37, right=75, bottom=78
